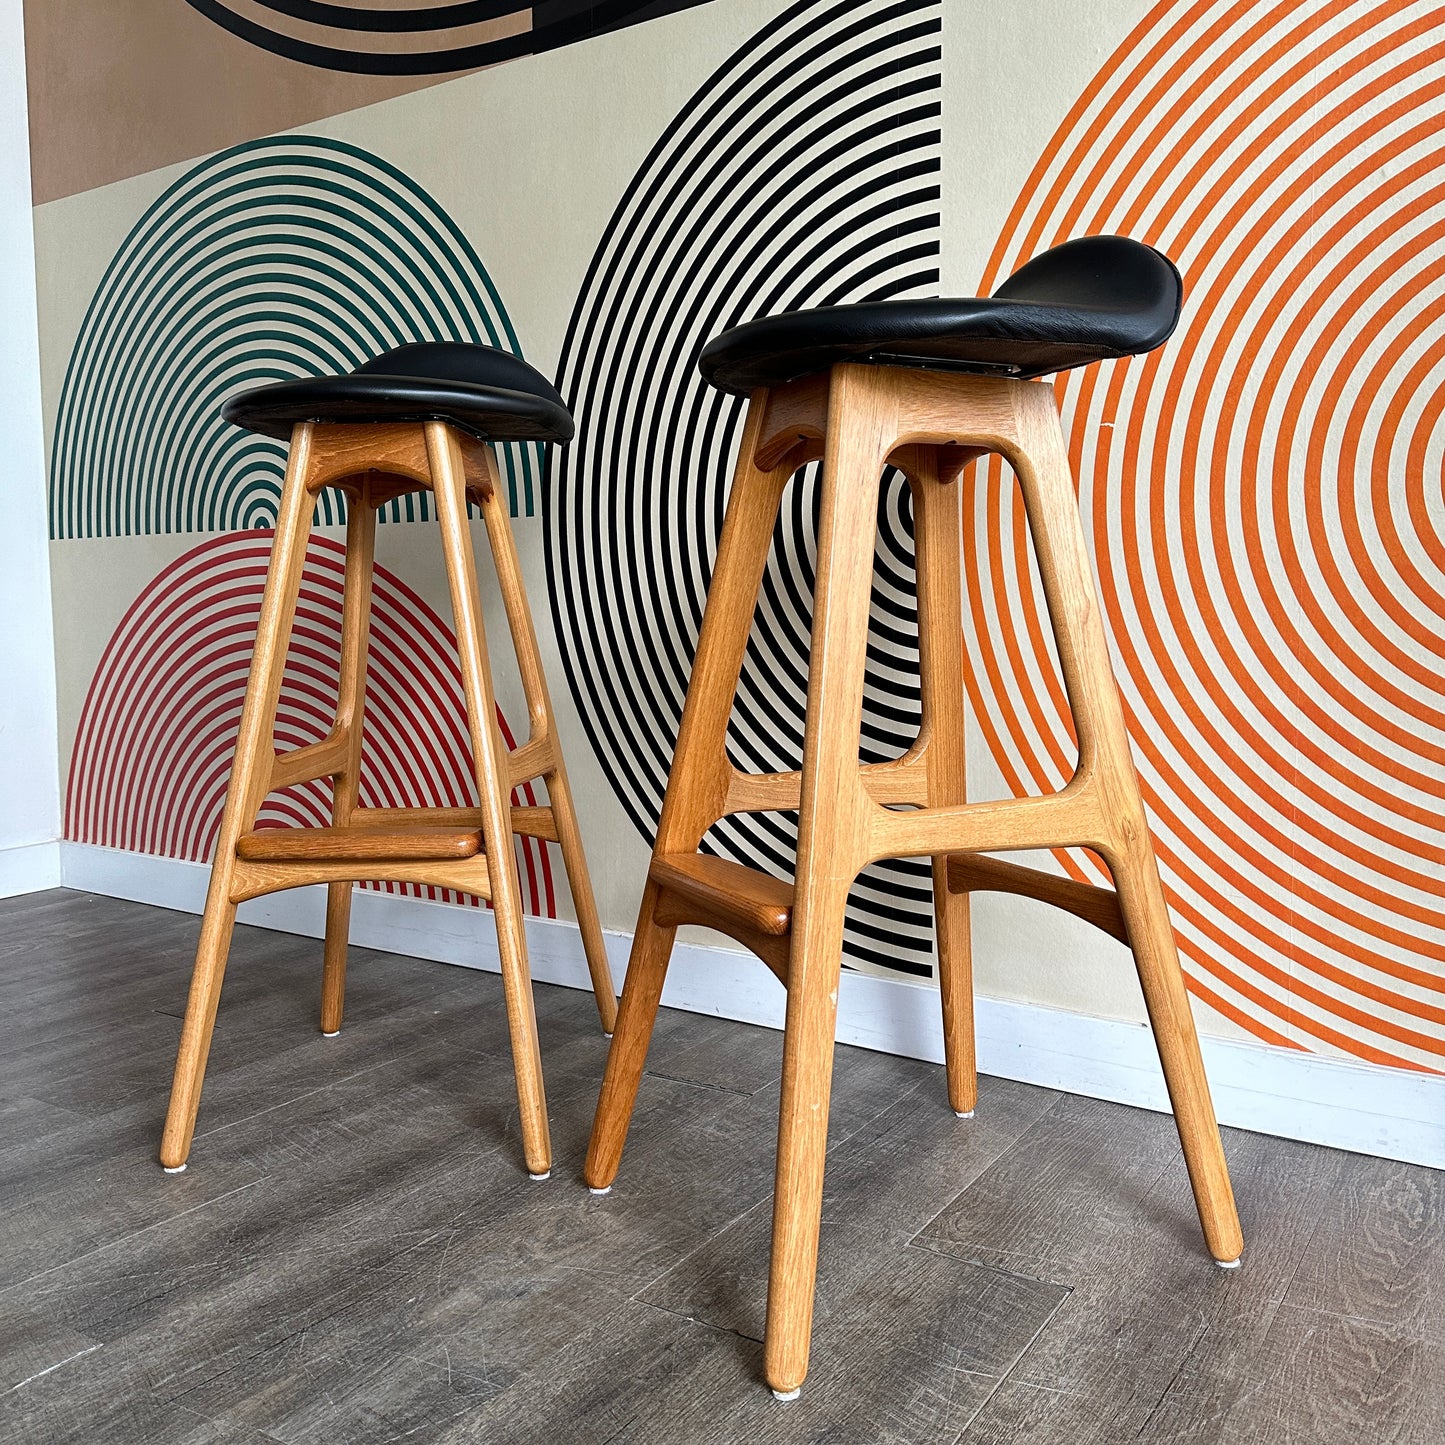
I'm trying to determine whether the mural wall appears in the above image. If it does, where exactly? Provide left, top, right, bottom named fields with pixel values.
left=29, top=0, right=1444, bottom=1075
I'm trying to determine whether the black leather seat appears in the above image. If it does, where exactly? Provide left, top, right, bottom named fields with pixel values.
left=699, top=235, right=1182, bottom=395
left=223, top=341, right=574, bottom=443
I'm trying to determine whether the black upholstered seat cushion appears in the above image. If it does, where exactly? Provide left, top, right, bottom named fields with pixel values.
left=698, top=236, right=1183, bottom=395
left=222, top=342, right=574, bottom=443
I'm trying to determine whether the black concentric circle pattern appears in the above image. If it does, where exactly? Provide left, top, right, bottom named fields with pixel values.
left=548, top=0, right=943, bottom=977
left=184, top=1, right=710, bottom=75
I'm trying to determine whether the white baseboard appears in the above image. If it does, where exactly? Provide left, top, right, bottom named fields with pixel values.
left=60, top=842, right=1444, bottom=1170
left=0, top=840, right=62, bottom=898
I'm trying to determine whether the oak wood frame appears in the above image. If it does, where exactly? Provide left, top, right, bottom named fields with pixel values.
left=584, top=363, right=1243, bottom=1395
left=159, top=420, right=617, bottom=1178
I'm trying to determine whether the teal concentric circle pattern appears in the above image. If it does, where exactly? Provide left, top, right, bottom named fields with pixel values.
left=50, top=135, right=540, bottom=537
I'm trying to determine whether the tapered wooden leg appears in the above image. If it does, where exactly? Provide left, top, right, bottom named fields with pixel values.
left=473, top=464, right=616, bottom=1034
left=320, top=483, right=377, bottom=1036
left=1010, top=384, right=1241, bottom=1263
left=160, top=426, right=320, bottom=1169
left=585, top=398, right=794, bottom=1184
left=319, top=884, right=350, bottom=1036
left=547, top=769, right=617, bottom=1033
left=429, top=423, right=551, bottom=1177
left=583, top=883, right=677, bottom=1188
left=911, top=458, right=975, bottom=1117
left=932, top=852, right=974, bottom=1115
left=766, top=370, right=890, bottom=1397
left=765, top=879, right=849, bottom=1398
left=1108, top=825, right=1243, bottom=1262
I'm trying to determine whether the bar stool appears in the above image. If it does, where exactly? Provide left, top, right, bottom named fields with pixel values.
left=159, top=342, right=616, bottom=1180
left=584, top=237, right=1243, bottom=1396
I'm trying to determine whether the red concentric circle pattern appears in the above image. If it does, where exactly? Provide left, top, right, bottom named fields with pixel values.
left=966, top=0, right=1443, bottom=1068
left=66, top=533, right=556, bottom=917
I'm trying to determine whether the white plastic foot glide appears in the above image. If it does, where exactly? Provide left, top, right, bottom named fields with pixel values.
left=954, top=1110, right=974, bottom=1119
left=528, top=1170, right=552, bottom=1182
left=1216, top=1256, right=1242, bottom=1270
left=162, top=1163, right=187, bottom=1174
left=771, top=1388, right=801, bottom=1402
left=603, top=1032, right=613, bottom=1040
left=588, top=1185, right=612, bottom=1196
left=321, top=1031, right=340, bottom=1038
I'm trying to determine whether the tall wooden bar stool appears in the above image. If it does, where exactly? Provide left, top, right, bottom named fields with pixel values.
left=585, top=237, right=1243, bottom=1396
left=160, top=343, right=616, bottom=1181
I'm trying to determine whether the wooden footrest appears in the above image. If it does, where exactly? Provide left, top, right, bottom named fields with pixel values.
left=651, top=854, right=796, bottom=983
left=237, top=825, right=482, bottom=864
left=647, top=849, right=1128, bottom=983
left=651, top=854, right=794, bottom=936
left=945, top=852, right=1127, bottom=944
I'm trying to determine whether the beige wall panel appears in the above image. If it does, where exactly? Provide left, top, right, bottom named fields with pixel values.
left=939, top=1, right=1204, bottom=1031
left=23, top=0, right=486, bottom=203
left=38, top=0, right=1437, bottom=1066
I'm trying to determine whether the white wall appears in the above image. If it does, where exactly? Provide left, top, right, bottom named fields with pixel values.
left=0, top=0, right=61, bottom=895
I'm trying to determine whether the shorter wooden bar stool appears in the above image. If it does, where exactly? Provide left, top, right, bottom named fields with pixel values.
left=585, top=237, right=1243, bottom=1396
left=160, top=343, right=616, bottom=1180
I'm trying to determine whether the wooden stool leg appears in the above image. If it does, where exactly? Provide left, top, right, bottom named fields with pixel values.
left=320, top=482, right=378, bottom=1037
left=546, top=766, right=617, bottom=1033
left=428, top=423, right=552, bottom=1178
left=766, top=372, right=891, bottom=1397
left=474, top=467, right=617, bottom=1034
left=160, top=426, right=320, bottom=1169
left=583, top=882, right=677, bottom=1189
left=766, top=880, right=847, bottom=1398
left=1108, top=825, right=1243, bottom=1262
left=1011, top=385, right=1242, bottom=1263
left=911, top=458, right=975, bottom=1117
left=585, top=399, right=792, bottom=1188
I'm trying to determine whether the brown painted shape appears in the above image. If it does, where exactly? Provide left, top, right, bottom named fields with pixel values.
left=23, top=0, right=522, bottom=203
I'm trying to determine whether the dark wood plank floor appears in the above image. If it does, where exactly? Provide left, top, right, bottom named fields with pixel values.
left=1, top=889, right=1439, bottom=1444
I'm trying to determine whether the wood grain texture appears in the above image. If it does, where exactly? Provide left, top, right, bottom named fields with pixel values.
left=0, top=1095, right=84, bottom=1157
left=911, top=446, right=976, bottom=1116
left=160, top=423, right=319, bottom=1169
left=320, top=479, right=377, bottom=1036
left=651, top=855, right=795, bottom=937
left=589, top=363, right=1240, bottom=1396
left=472, top=444, right=617, bottom=1034
left=228, top=854, right=494, bottom=904
left=640, top=1073, right=1060, bottom=1343
left=765, top=363, right=895, bottom=1394
left=236, top=826, right=482, bottom=863
left=158, top=418, right=613, bottom=1175
left=585, top=395, right=794, bottom=1194
left=946, top=852, right=1128, bottom=944
left=348, top=804, right=560, bottom=841
left=941, top=1106, right=1356, bottom=1445
left=1138, top=1306, right=1445, bottom=1445
left=1283, top=1153, right=1444, bottom=1346
left=446, top=1259, right=1066, bottom=1445
left=427, top=421, right=550, bottom=1176
left=0, top=892, right=1436, bottom=1445
left=651, top=855, right=796, bottom=983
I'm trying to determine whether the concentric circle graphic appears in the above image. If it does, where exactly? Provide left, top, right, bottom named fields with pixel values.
left=549, top=0, right=943, bottom=976
left=182, top=1, right=703, bottom=76
left=50, top=135, right=540, bottom=538
left=65, top=534, right=556, bottom=916
left=969, top=0, right=1444, bottom=1067
left=184, top=0, right=532, bottom=74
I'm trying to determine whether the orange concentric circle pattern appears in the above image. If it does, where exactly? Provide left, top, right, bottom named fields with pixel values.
left=967, top=0, right=1444, bottom=1069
